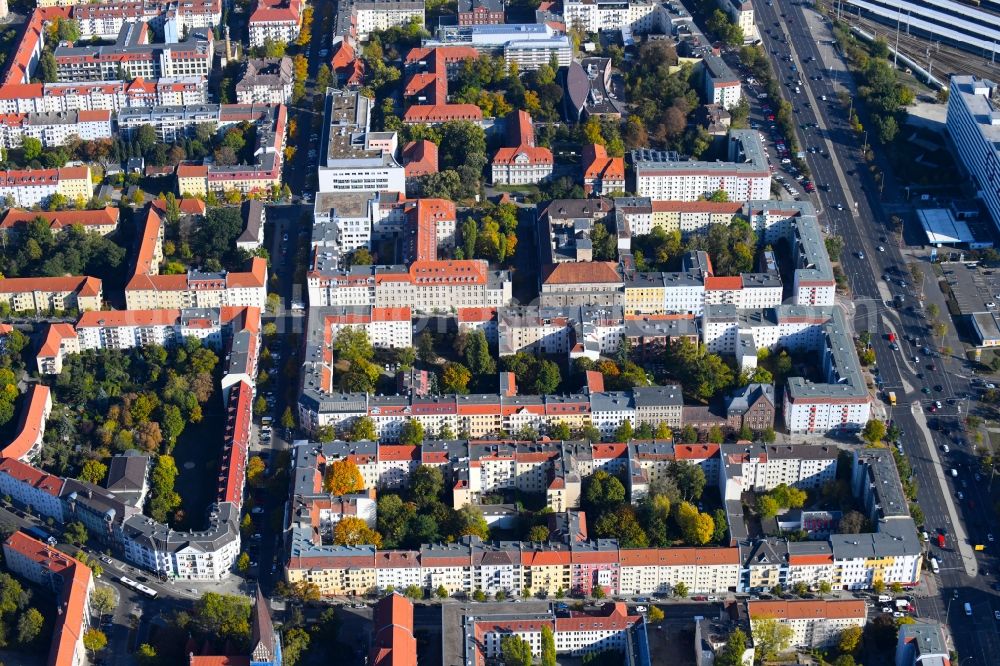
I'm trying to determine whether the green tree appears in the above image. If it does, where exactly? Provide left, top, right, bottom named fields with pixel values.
left=668, top=461, right=706, bottom=501
left=22, top=137, right=42, bottom=161
left=453, top=504, right=489, bottom=540
left=541, top=625, right=556, bottom=666
left=436, top=585, right=449, bottom=599
left=715, top=628, right=747, bottom=666
left=237, top=552, right=251, bottom=572
left=528, top=525, right=550, bottom=542
left=91, top=587, right=117, bottom=616
left=442, top=362, right=473, bottom=394
left=839, top=625, right=863, bottom=654
left=818, top=581, right=833, bottom=597
left=862, top=419, right=887, bottom=445
left=136, top=644, right=158, bottom=665
left=673, top=581, right=688, bottom=598
left=282, top=627, right=310, bottom=666
left=193, top=593, right=252, bottom=643
left=550, top=421, right=572, bottom=440
left=405, top=584, right=423, bottom=600
left=64, top=521, right=88, bottom=545
left=752, top=616, right=794, bottom=662
left=83, top=629, right=107, bottom=655
left=350, top=416, right=377, bottom=441
left=399, top=420, right=425, bottom=445
left=648, top=605, right=665, bottom=623
left=500, top=634, right=533, bottom=666
left=16, top=607, right=44, bottom=645
left=78, top=459, right=108, bottom=485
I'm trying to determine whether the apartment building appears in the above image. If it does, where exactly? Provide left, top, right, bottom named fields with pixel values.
left=718, top=0, right=754, bottom=40
left=562, top=0, right=667, bottom=35
left=248, top=0, right=303, bottom=48
left=0, top=165, right=93, bottom=208
left=125, top=257, right=267, bottom=310
left=470, top=603, right=646, bottom=663
left=702, top=54, right=742, bottom=110
left=321, top=306, right=413, bottom=349
left=0, top=109, right=112, bottom=148
left=425, top=24, right=572, bottom=70
left=539, top=262, right=624, bottom=308
left=235, top=57, right=294, bottom=105
left=335, top=0, right=426, bottom=42
left=631, top=131, right=770, bottom=201
left=947, top=75, right=1000, bottom=231
left=306, top=260, right=510, bottom=312
left=67, top=0, right=221, bottom=39
left=370, top=594, right=417, bottom=666
left=497, top=305, right=626, bottom=361
left=0, top=206, right=119, bottom=237
left=3, top=531, right=94, bottom=666
left=318, top=90, right=406, bottom=194
left=0, top=458, right=65, bottom=521
left=0, top=275, right=102, bottom=314
left=0, top=385, right=50, bottom=462
left=581, top=143, right=625, bottom=196
left=616, top=199, right=743, bottom=237
left=748, top=600, right=866, bottom=648
left=491, top=110, right=553, bottom=185
left=0, top=77, right=208, bottom=115
left=54, top=23, right=214, bottom=81
left=896, top=621, right=950, bottom=666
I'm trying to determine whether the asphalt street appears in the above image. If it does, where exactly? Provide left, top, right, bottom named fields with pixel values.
left=754, top=0, right=1000, bottom=660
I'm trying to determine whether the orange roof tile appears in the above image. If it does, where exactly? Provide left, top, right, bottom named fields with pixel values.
left=402, top=104, right=483, bottom=123
left=541, top=262, right=620, bottom=285
left=0, top=385, right=49, bottom=460
left=704, top=276, right=743, bottom=291
left=0, top=275, right=101, bottom=296
left=37, top=323, right=75, bottom=358
left=0, top=207, right=118, bottom=232
left=748, top=599, right=866, bottom=620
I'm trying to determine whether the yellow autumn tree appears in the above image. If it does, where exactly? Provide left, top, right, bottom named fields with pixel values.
left=333, top=516, right=383, bottom=548
left=324, top=459, right=365, bottom=495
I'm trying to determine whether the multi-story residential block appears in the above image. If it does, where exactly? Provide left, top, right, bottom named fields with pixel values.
left=0, top=206, right=119, bottom=237
left=318, top=90, right=406, bottom=194
left=491, top=110, right=553, bottom=185
left=718, top=0, right=754, bottom=41
left=54, top=23, right=214, bottom=81
left=335, top=0, right=426, bottom=42
left=563, top=0, right=667, bottom=35
left=0, top=385, right=50, bottom=462
left=425, top=23, right=571, bottom=70
left=631, top=131, right=770, bottom=201
left=67, top=0, right=221, bottom=39
left=748, top=600, right=866, bottom=648
left=468, top=603, right=647, bottom=662
left=616, top=198, right=742, bottom=237
left=3, top=531, right=95, bottom=666
left=0, top=109, right=112, bottom=148
left=458, top=0, right=504, bottom=24
left=321, top=306, right=413, bottom=349
left=702, top=53, right=742, bottom=110
left=0, top=275, right=102, bottom=314
left=0, top=458, right=65, bottom=520
left=235, top=57, right=294, bottom=104
left=306, top=260, right=511, bottom=312
left=581, top=143, right=625, bottom=196
left=540, top=262, right=624, bottom=308
left=125, top=258, right=268, bottom=310
left=401, top=139, right=439, bottom=179
left=0, top=165, right=93, bottom=208
left=0, top=77, right=208, bottom=115
left=497, top=305, right=626, bottom=359
left=947, top=75, right=1000, bottom=231
left=248, top=0, right=303, bottom=48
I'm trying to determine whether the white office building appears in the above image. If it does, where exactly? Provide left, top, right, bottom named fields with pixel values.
left=947, top=75, right=1000, bottom=231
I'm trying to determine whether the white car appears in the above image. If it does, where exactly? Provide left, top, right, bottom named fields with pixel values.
left=877, top=246, right=885, bottom=252
left=780, top=158, right=791, bottom=164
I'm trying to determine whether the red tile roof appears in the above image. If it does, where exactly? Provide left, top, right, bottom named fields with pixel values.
left=401, top=140, right=439, bottom=179
left=0, top=385, right=49, bottom=460
left=0, top=275, right=102, bottom=296
left=0, top=458, right=64, bottom=496
left=371, top=593, right=417, bottom=666
left=541, top=261, right=620, bottom=285
left=403, top=104, right=484, bottom=124
left=581, top=143, right=625, bottom=183
left=748, top=599, right=866, bottom=620
left=0, top=207, right=119, bottom=232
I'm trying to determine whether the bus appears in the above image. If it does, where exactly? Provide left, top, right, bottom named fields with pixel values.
left=119, top=576, right=159, bottom=599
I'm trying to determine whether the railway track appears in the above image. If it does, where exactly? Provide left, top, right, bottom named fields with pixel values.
left=844, top=14, right=1000, bottom=84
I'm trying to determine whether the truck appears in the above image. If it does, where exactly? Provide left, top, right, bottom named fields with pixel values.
left=930, top=557, right=940, bottom=574
left=888, top=392, right=897, bottom=407
left=937, top=533, right=946, bottom=548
